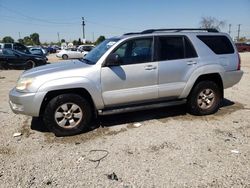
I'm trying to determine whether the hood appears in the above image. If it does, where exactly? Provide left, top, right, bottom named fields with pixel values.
left=22, top=60, right=89, bottom=78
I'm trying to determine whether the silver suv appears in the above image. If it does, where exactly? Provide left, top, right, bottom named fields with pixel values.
left=9, top=28, right=243, bottom=136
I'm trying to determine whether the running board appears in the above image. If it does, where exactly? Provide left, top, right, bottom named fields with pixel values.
left=98, top=99, right=186, bottom=115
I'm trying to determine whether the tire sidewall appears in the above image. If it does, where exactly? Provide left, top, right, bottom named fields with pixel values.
left=25, top=60, right=35, bottom=70
left=62, top=54, right=68, bottom=60
left=44, top=94, right=92, bottom=136
left=188, top=81, right=222, bottom=115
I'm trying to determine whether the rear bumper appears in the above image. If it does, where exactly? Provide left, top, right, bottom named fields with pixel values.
left=222, top=70, right=243, bottom=89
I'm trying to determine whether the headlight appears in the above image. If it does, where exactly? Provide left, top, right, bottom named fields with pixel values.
left=16, top=77, right=35, bottom=91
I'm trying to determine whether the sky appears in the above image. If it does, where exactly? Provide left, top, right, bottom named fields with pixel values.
left=0, top=0, right=250, bottom=43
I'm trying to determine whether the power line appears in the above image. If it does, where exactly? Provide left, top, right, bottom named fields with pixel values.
left=0, top=4, right=78, bottom=25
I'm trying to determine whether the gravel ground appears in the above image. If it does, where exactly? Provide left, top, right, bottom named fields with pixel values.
left=0, top=53, right=250, bottom=187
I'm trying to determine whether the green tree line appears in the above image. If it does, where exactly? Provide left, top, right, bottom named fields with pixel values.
left=1, top=34, right=106, bottom=46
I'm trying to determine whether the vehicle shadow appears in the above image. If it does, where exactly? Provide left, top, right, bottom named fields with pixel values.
left=30, top=98, right=236, bottom=134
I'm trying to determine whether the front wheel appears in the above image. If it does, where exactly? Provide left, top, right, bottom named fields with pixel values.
left=25, top=60, right=35, bottom=70
left=187, top=81, right=222, bottom=115
left=62, top=54, right=68, bottom=60
left=43, top=94, right=92, bottom=136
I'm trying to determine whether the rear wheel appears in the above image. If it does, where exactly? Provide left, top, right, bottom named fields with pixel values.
left=62, top=54, right=68, bottom=60
left=43, top=94, right=92, bottom=136
left=187, top=81, right=222, bottom=115
left=25, top=60, right=35, bottom=70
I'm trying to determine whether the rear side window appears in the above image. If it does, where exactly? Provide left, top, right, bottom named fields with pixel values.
left=157, top=36, right=197, bottom=61
left=197, top=35, right=234, bottom=54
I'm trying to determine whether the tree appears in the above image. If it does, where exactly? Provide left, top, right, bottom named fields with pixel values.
left=72, top=40, right=78, bottom=46
left=95, top=36, right=105, bottom=45
left=200, top=16, right=226, bottom=31
left=2, top=36, right=14, bottom=43
left=61, top=39, right=66, bottom=43
left=30, top=33, right=40, bottom=45
left=238, top=37, right=247, bottom=42
left=78, top=38, right=82, bottom=45
left=23, top=36, right=33, bottom=46
left=18, top=39, right=24, bottom=44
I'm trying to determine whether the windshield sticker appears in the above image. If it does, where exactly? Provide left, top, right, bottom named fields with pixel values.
left=107, top=41, right=117, bottom=47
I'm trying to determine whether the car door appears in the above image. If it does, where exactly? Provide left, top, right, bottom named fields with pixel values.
left=101, top=37, right=158, bottom=107
left=1, top=49, right=24, bottom=66
left=155, top=36, right=198, bottom=98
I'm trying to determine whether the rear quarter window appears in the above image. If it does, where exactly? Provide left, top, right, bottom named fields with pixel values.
left=197, top=35, right=234, bottom=54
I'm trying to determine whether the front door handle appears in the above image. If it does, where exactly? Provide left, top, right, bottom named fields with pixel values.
left=145, top=65, right=157, bottom=70
left=186, top=60, right=197, bottom=65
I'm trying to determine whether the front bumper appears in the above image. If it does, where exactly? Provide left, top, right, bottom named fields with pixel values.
left=56, top=54, right=62, bottom=58
left=9, top=88, right=46, bottom=117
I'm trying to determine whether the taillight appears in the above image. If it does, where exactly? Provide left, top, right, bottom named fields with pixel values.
left=237, top=53, right=241, bottom=70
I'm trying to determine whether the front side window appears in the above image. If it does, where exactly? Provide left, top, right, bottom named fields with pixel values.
left=113, top=38, right=153, bottom=65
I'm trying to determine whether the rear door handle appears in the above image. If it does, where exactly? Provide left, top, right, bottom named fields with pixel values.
left=145, top=65, right=157, bottom=70
left=186, top=60, right=197, bottom=65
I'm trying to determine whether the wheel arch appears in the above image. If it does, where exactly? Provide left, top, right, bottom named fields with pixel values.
left=39, top=88, right=96, bottom=117
left=191, top=73, right=224, bottom=98
left=180, top=72, right=224, bottom=99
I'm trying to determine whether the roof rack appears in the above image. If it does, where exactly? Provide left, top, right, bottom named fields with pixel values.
left=124, top=28, right=219, bottom=35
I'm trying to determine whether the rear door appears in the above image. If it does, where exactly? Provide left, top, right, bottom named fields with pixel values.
left=155, top=36, right=198, bottom=98
left=101, top=37, right=158, bottom=107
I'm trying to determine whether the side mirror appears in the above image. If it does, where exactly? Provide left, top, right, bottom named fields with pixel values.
left=105, top=54, right=122, bottom=66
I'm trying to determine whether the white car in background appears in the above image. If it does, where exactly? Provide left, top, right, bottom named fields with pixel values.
left=56, top=45, right=95, bottom=60
left=56, top=49, right=87, bottom=60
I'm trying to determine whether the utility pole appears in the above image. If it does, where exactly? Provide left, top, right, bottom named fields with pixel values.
left=92, top=32, right=95, bottom=43
left=237, top=24, right=241, bottom=41
left=228, top=24, right=232, bottom=36
left=57, top=32, right=60, bottom=43
left=82, top=17, right=86, bottom=43
left=18, top=32, right=21, bottom=39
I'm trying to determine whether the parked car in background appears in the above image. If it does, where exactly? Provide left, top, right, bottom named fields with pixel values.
left=29, top=47, right=48, bottom=58
left=56, top=49, right=87, bottom=59
left=46, top=46, right=57, bottom=54
left=0, top=42, right=30, bottom=54
left=0, top=48, right=47, bottom=69
left=235, top=43, right=250, bottom=52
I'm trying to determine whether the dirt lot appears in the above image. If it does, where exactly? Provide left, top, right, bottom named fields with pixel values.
left=0, top=53, right=250, bottom=187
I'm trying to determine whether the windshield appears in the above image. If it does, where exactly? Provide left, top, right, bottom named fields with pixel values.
left=81, top=38, right=119, bottom=64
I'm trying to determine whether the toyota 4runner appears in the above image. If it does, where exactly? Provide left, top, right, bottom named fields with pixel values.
left=9, top=28, right=243, bottom=136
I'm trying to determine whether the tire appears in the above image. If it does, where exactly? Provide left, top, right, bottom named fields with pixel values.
left=25, top=60, right=35, bottom=70
left=43, top=94, right=92, bottom=136
left=187, top=81, right=222, bottom=115
left=62, top=54, right=68, bottom=60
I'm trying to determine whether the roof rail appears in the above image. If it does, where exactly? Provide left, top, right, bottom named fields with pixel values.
left=124, top=28, right=219, bottom=35
left=123, top=32, right=141, bottom=35
left=141, top=28, right=219, bottom=34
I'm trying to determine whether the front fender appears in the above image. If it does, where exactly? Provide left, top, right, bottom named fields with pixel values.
left=179, top=64, right=225, bottom=98
left=37, top=77, right=104, bottom=109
